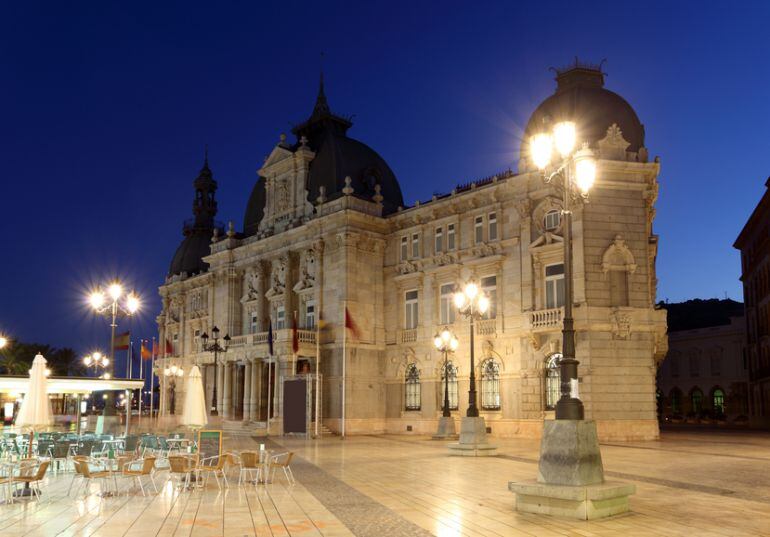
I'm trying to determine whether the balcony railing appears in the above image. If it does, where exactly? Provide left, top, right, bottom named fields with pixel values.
left=476, top=318, right=496, bottom=335
left=529, top=307, right=564, bottom=330
left=399, top=329, right=418, bottom=343
left=227, top=335, right=248, bottom=348
left=297, top=329, right=317, bottom=344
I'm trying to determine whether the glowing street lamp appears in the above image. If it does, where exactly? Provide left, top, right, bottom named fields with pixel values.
left=529, top=120, right=597, bottom=420
left=454, top=282, right=490, bottom=417
left=433, top=329, right=459, bottom=418
left=164, top=364, right=184, bottom=415
left=200, top=326, right=230, bottom=416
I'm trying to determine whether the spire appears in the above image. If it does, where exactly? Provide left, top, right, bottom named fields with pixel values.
left=203, top=144, right=209, bottom=169
left=313, top=70, right=330, bottom=118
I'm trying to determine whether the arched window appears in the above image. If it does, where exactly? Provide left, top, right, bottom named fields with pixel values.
left=712, top=388, right=725, bottom=415
left=405, top=364, right=421, bottom=410
left=691, top=388, right=704, bottom=414
left=481, top=359, right=501, bottom=410
left=545, top=353, right=562, bottom=410
left=669, top=387, right=682, bottom=414
left=441, top=361, right=458, bottom=410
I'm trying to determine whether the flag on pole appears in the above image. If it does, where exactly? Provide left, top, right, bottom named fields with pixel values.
left=267, top=318, right=274, bottom=356
left=114, top=331, right=130, bottom=351
left=345, top=307, right=361, bottom=340
left=165, top=339, right=173, bottom=356
left=152, top=338, right=159, bottom=358
left=292, top=311, right=299, bottom=354
left=141, top=340, right=152, bottom=360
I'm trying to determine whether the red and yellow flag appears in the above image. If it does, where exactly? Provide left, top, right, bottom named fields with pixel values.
left=345, top=307, right=361, bottom=340
left=140, top=340, right=152, bottom=360
left=114, top=331, right=130, bottom=351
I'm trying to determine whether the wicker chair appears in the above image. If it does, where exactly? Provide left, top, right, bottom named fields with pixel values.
left=121, top=457, right=157, bottom=496
left=12, top=460, right=51, bottom=501
left=268, top=452, right=296, bottom=485
left=168, top=455, right=197, bottom=490
left=74, top=458, right=115, bottom=498
left=236, top=451, right=261, bottom=485
left=196, top=454, right=229, bottom=489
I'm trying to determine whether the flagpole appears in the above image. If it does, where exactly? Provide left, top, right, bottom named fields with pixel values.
left=150, top=338, right=156, bottom=424
left=138, top=340, right=144, bottom=428
left=267, top=318, right=272, bottom=437
left=315, top=316, right=320, bottom=438
left=342, top=303, right=346, bottom=440
left=129, top=340, right=133, bottom=379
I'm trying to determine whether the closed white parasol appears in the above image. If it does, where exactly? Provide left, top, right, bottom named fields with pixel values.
left=181, top=365, right=208, bottom=429
left=15, top=353, right=53, bottom=457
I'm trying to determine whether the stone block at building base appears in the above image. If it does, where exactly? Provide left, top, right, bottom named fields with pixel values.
left=447, top=416, right=497, bottom=456
left=538, top=419, right=604, bottom=486
left=432, top=416, right=458, bottom=439
left=508, top=480, right=636, bottom=520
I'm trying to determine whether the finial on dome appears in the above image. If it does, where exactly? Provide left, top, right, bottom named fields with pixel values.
left=313, top=64, right=330, bottom=117
left=227, top=221, right=235, bottom=238
left=204, top=144, right=209, bottom=168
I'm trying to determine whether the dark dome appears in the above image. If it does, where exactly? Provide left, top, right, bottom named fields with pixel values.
left=523, top=64, right=645, bottom=156
left=243, top=176, right=266, bottom=236
left=168, top=231, right=211, bottom=277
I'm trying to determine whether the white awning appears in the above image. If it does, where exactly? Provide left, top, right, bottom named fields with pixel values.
left=0, top=376, right=145, bottom=395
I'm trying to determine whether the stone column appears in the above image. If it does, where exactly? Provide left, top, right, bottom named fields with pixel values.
left=243, top=360, right=252, bottom=422
left=222, top=361, right=232, bottom=420
left=250, top=359, right=259, bottom=421
left=232, top=363, right=239, bottom=418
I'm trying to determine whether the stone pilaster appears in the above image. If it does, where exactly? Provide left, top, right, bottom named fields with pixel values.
left=222, top=361, right=231, bottom=419
left=243, top=360, right=252, bottom=421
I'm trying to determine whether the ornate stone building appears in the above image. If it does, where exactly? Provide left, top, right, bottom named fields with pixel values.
left=157, top=63, right=667, bottom=441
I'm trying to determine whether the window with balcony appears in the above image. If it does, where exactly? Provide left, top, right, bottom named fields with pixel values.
left=481, top=276, right=497, bottom=319
left=304, top=300, right=316, bottom=329
left=405, top=363, right=421, bottom=410
left=405, top=290, right=419, bottom=329
left=250, top=312, right=258, bottom=334
left=439, top=284, right=456, bottom=325
left=474, top=216, right=484, bottom=244
left=435, top=227, right=443, bottom=253
left=447, top=224, right=456, bottom=250
left=545, top=264, right=565, bottom=309
left=276, top=306, right=286, bottom=330
left=545, top=353, right=561, bottom=410
left=481, top=359, right=501, bottom=410
left=400, top=236, right=408, bottom=261
left=441, top=361, right=459, bottom=410
left=411, top=233, right=420, bottom=258
left=488, top=212, right=498, bottom=241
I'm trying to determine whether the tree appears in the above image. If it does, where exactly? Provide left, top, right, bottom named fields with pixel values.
left=0, top=340, right=33, bottom=374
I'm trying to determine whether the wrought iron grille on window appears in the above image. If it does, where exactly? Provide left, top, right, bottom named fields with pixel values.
left=481, top=359, right=500, bottom=410
left=441, top=361, right=459, bottom=410
left=405, top=363, right=421, bottom=410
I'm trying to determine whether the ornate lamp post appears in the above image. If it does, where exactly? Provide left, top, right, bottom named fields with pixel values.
left=82, top=352, right=111, bottom=379
left=433, top=329, right=459, bottom=418
left=163, top=364, right=184, bottom=415
left=200, top=326, right=230, bottom=416
left=89, top=282, right=140, bottom=415
left=530, top=120, right=596, bottom=420
left=453, top=282, right=490, bottom=418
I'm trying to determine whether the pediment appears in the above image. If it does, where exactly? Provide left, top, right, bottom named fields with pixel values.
left=259, top=145, right=294, bottom=174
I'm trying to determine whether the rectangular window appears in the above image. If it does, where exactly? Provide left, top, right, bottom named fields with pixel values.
left=411, top=233, right=420, bottom=258
left=435, top=227, right=443, bottom=253
left=440, top=283, right=456, bottom=325
left=400, top=236, right=408, bottom=261
left=172, top=333, right=179, bottom=356
left=276, top=306, right=286, bottom=330
left=250, top=312, right=258, bottom=334
left=447, top=224, right=456, bottom=250
left=481, top=276, right=497, bottom=319
left=488, top=212, right=498, bottom=241
left=474, top=216, right=484, bottom=244
left=305, top=300, right=316, bottom=329
left=405, top=290, right=419, bottom=329
left=545, top=264, right=565, bottom=309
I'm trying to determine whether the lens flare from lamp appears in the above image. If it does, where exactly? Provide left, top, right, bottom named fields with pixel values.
left=169, top=365, right=178, bottom=375
left=102, top=358, right=109, bottom=367
left=575, top=156, right=597, bottom=194
left=464, top=283, right=478, bottom=300
left=164, top=368, right=171, bottom=376
left=554, top=122, right=576, bottom=157
left=433, top=336, right=443, bottom=350
left=449, top=338, right=459, bottom=352
left=93, top=352, right=102, bottom=360
left=453, top=292, right=466, bottom=310
left=83, top=356, right=92, bottom=366
left=478, top=295, right=490, bottom=315
left=126, top=293, right=140, bottom=314
left=530, top=133, right=553, bottom=170
left=108, top=283, right=123, bottom=300
left=0, top=336, right=7, bottom=349
left=441, top=329, right=451, bottom=343
left=103, top=373, right=111, bottom=380
left=89, top=291, right=106, bottom=310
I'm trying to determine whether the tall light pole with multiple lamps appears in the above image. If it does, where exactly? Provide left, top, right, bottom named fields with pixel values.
left=200, top=326, right=230, bottom=416
left=433, top=329, right=458, bottom=439
left=163, top=364, right=184, bottom=415
left=89, top=282, right=140, bottom=415
left=447, top=281, right=497, bottom=455
left=82, top=352, right=111, bottom=379
left=509, top=120, right=629, bottom=516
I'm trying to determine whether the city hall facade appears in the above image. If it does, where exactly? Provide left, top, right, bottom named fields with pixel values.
left=157, top=63, right=668, bottom=441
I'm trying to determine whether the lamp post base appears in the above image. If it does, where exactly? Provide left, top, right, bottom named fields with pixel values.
left=432, top=416, right=457, bottom=439
left=447, top=416, right=497, bottom=456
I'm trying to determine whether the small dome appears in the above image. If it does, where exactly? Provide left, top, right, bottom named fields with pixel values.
left=168, top=232, right=211, bottom=277
left=522, top=63, right=645, bottom=158
left=243, top=176, right=266, bottom=236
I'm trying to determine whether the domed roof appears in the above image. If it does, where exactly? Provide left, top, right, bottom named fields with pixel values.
left=242, top=76, right=404, bottom=236
left=523, top=62, right=645, bottom=156
left=168, top=232, right=211, bottom=277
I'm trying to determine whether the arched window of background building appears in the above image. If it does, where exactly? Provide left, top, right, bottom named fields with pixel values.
left=480, top=359, right=501, bottom=410
left=712, top=387, right=725, bottom=415
left=669, top=387, right=682, bottom=414
left=405, top=364, right=421, bottom=411
left=545, top=353, right=562, bottom=410
left=441, top=361, right=458, bottom=410
left=690, top=387, right=704, bottom=414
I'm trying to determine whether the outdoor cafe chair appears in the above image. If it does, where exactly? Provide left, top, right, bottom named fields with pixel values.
left=121, top=457, right=158, bottom=496
left=235, top=451, right=261, bottom=485
left=12, top=459, right=50, bottom=502
left=196, top=454, right=229, bottom=490
left=268, top=452, right=296, bottom=485
left=50, top=442, right=71, bottom=474
left=168, top=455, right=198, bottom=491
left=73, top=458, right=116, bottom=498
left=67, top=456, right=89, bottom=496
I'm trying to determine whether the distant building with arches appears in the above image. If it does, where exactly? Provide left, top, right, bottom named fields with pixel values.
left=657, top=300, right=748, bottom=423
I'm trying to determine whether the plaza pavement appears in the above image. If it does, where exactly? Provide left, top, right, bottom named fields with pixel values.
left=1, top=429, right=769, bottom=536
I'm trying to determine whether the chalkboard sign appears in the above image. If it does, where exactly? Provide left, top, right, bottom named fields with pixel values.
left=197, top=429, right=223, bottom=461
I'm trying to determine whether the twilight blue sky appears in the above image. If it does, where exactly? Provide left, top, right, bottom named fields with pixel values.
left=1, top=1, right=769, bottom=362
